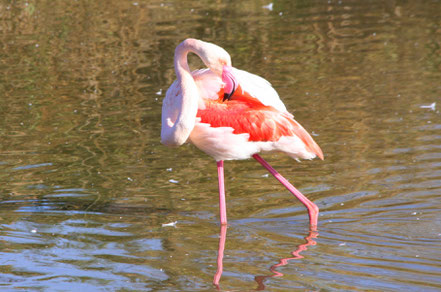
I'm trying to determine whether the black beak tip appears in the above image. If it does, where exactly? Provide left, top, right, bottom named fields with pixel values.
left=223, top=77, right=236, bottom=102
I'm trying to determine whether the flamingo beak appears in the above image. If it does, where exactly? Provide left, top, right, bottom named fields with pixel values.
left=222, top=65, right=237, bottom=101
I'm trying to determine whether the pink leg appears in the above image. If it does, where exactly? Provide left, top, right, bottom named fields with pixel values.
left=213, top=224, right=227, bottom=288
left=252, top=154, right=319, bottom=227
left=217, top=160, right=227, bottom=225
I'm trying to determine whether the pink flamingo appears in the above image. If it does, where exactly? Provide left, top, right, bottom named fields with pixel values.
left=161, top=39, right=323, bottom=227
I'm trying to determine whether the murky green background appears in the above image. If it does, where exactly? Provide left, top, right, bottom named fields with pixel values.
left=1, top=0, right=440, bottom=290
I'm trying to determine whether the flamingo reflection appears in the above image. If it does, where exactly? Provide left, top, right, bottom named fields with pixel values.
left=213, top=224, right=318, bottom=290
left=254, top=228, right=318, bottom=290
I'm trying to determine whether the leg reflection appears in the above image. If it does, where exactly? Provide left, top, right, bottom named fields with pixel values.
left=213, top=224, right=227, bottom=289
left=254, top=227, right=318, bottom=290
left=212, top=224, right=317, bottom=290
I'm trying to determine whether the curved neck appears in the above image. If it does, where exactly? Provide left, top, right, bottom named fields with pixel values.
left=160, top=39, right=201, bottom=146
left=174, top=39, right=201, bottom=102
left=174, top=39, right=201, bottom=79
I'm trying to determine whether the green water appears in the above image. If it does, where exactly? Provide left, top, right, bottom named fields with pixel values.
left=0, top=0, right=440, bottom=290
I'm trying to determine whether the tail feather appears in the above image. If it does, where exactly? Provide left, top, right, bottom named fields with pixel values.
left=288, top=117, right=324, bottom=160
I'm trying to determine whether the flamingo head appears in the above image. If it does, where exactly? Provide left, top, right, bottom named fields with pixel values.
left=221, top=65, right=238, bottom=101
left=183, top=39, right=238, bottom=100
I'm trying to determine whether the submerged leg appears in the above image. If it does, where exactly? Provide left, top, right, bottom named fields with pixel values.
left=252, top=154, right=319, bottom=227
left=217, top=160, right=227, bottom=225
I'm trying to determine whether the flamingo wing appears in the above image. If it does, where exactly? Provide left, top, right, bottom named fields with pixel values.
left=196, top=91, right=324, bottom=160
left=232, top=68, right=287, bottom=113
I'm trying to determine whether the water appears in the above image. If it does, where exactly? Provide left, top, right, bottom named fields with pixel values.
left=0, top=0, right=440, bottom=290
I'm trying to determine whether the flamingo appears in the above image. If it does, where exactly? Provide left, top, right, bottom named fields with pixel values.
left=161, top=38, right=323, bottom=227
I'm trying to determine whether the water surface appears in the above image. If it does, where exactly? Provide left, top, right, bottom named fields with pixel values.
left=0, top=0, right=440, bottom=290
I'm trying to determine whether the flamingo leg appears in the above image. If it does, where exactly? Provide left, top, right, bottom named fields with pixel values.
left=217, top=160, right=227, bottom=225
left=252, top=154, right=319, bottom=227
left=213, top=224, right=227, bottom=288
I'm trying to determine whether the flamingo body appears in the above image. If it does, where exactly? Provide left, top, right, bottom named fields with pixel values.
left=161, top=38, right=323, bottom=226
left=165, top=67, right=323, bottom=161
